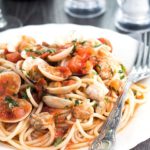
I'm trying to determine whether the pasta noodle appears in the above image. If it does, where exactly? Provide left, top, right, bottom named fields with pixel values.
left=0, top=35, right=147, bottom=150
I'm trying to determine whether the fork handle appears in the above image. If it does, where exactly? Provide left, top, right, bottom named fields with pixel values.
left=89, top=79, right=133, bottom=150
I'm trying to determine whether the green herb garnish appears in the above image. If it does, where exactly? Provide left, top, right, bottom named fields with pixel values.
left=96, top=65, right=101, bottom=70
left=94, top=43, right=101, bottom=48
left=21, top=92, right=28, bottom=99
left=70, top=44, right=76, bottom=56
left=118, top=70, right=123, bottom=73
left=104, top=97, right=109, bottom=103
left=53, top=137, right=63, bottom=146
left=46, top=49, right=56, bottom=53
left=133, top=90, right=137, bottom=96
left=31, top=55, right=36, bottom=59
left=25, top=48, right=56, bottom=55
left=5, top=96, right=19, bottom=109
left=24, top=48, right=32, bottom=52
left=80, top=41, right=86, bottom=45
left=0, top=70, right=4, bottom=73
left=120, top=64, right=126, bottom=73
left=120, top=75, right=125, bottom=80
left=75, top=100, right=80, bottom=106
left=93, top=102, right=98, bottom=107
left=72, top=39, right=77, bottom=43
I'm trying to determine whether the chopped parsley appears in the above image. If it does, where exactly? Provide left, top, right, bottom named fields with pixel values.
left=118, top=70, right=123, bottom=73
left=118, top=64, right=126, bottom=80
left=96, top=65, right=101, bottom=70
left=25, top=48, right=56, bottom=55
left=94, top=43, right=101, bottom=48
left=72, top=39, right=77, bottom=43
left=5, top=96, right=19, bottom=109
left=104, top=97, right=109, bottom=103
left=79, top=41, right=86, bottom=45
left=21, top=92, right=28, bottom=99
left=120, top=75, right=125, bottom=80
left=93, top=102, right=98, bottom=107
left=120, top=64, right=126, bottom=73
left=70, top=44, right=76, bottom=56
left=0, top=70, right=4, bottom=73
left=31, top=55, right=36, bottom=59
left=74, top=100, right=80, bottom=106
left=53, top=137, right=63, bottom=146
left=133, top=90, right=137, bottom=96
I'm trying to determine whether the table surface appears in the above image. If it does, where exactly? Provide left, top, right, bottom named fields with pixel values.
left=1, top=0, right=150, bottom=149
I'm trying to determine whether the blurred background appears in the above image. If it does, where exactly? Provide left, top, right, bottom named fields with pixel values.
left=2, top=0, right=117, bottom=31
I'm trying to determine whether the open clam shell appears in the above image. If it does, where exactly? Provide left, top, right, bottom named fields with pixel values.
left=46, top=76, right=82, bottom=94
left=38, top=62, right=71, bottom=81
left=0, top=96, right=32, bottom=123
left=43, top=95, right=73, bottom=108
left=0, top=71, right=21, bottom=95
left=47, top=45, right=73, bottom=62
left=21, top=57, right=46, bottom=82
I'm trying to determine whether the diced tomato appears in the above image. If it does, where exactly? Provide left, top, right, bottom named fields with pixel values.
left=67, top=55, right=94, bottom=75
left=67, top=55, right=83, bottom=74
left=35, top=78, right=47, bottom=99
left=40, top=52, right=49, bottom=59
left=4, top=49, right=9, bottom=55
left=26, top=51, right=39, bottom=58
left=57, top=66, right=72, bottom=78
left=6, top=52, right=22, bottom=63
left=76, top=46, right=95, bottom=60
left=12, top=107, right=25, bottom=119
left=98, top=38, right=112, bottom=52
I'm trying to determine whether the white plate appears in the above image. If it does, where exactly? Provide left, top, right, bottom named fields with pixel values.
left=0, top=24, right=150, bottom=150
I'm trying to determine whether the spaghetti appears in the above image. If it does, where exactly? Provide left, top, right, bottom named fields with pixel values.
left=0, top=35, right=147, bottom=150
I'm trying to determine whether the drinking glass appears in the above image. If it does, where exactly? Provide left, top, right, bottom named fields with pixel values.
left=64, top=0, right=106, bottom=18
left=0, top=0, right=22, bottom=31
left=115, top=0, right=150, bottom=32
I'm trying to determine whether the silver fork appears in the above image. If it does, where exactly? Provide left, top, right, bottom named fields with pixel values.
left=89, top=31, right=150, bottom=150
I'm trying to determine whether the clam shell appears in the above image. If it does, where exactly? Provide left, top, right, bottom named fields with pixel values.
left=0, top=97, right=32, bottom=123
left=46, top=76, right=82, bottom=94
left=43, top=95, right=73, bottom=108
left=16, top=60, right=34, bottom=86
left=38, top=63, right=66, bottom=81
left=0, top=71, right=21, bottom=95
left=47, top=46, right=73, bottom=62
left=22, top=57, right=46, bottom=75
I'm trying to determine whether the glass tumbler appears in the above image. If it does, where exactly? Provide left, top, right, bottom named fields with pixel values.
left=115, top=0, right=150, bottom=32
left=64, top=0, right=106, bottom=18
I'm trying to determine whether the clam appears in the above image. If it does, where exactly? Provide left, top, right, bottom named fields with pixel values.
left=47, top=45, right=73, bottom=62
left=38, top=62, right=72, bottom=81
left=22, top=57, right=46, bottom=81
left=0, top=96, right=32, bottom=123
left=30, top=112, right=53, bottom=130
left=46, top=76, right=82, bottom=94
left=16, top=60, right=34, bottom=86
left=43, top=95, right=73, bottom=108
left=0, top=71, right=21, bottom=96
